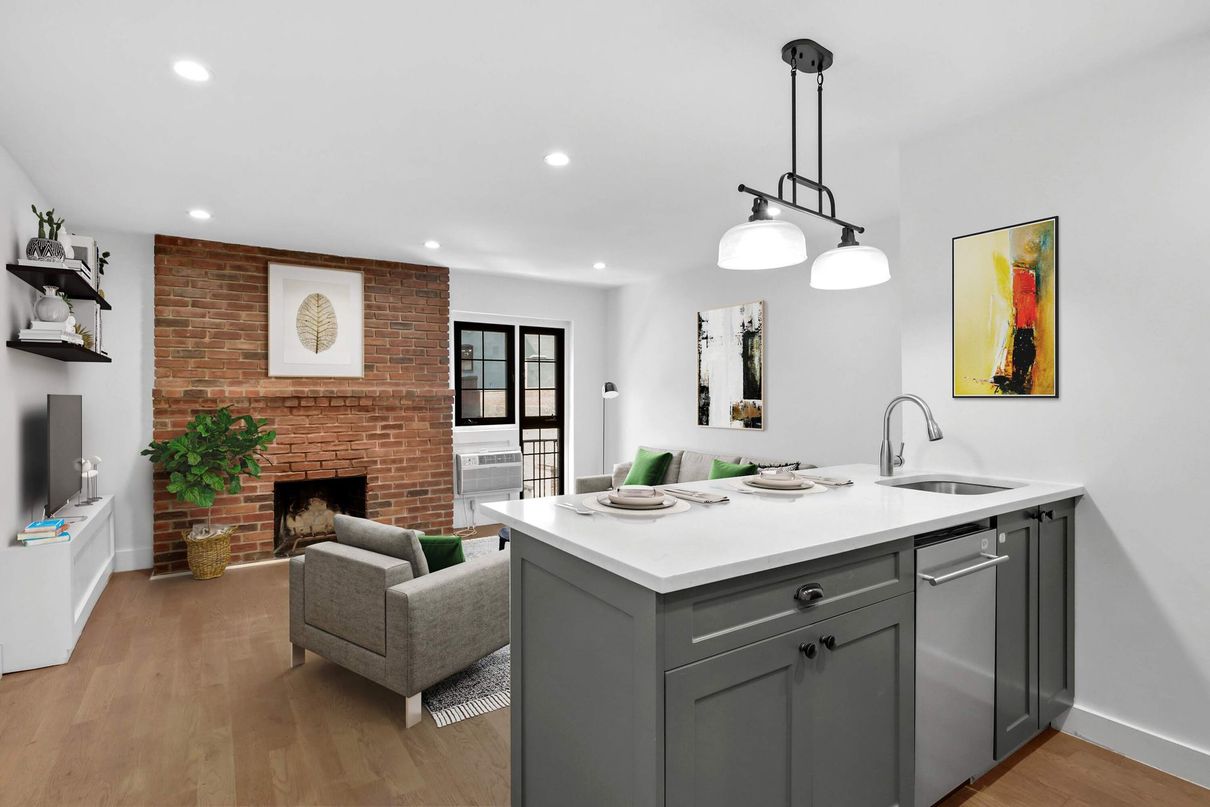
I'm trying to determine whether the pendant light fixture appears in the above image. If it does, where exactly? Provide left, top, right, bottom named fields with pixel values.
left=718, top=39, right=889, bottom=289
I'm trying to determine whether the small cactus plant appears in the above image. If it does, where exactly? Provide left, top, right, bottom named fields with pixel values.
left=31, top=205, right=65, bottom=240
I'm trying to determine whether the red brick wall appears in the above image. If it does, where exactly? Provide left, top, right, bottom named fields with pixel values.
left=152, top=235, right=453, bottom=575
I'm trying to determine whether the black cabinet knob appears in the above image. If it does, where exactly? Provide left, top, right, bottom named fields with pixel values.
left=799, top=642, right=817, bottom=659
left=820, top=635, right=836, bottom=650
left=794, top=583, right=824, bottom=605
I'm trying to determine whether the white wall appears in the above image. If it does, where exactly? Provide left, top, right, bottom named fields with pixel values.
left=605, top=217, right=902, bottom=471
left=69, top=230, right=154, bottom=571
left=449, top=269, right=609, bottom=525
left=0, top=143, right=73, bottom=538
left=899, top=36, right=1210, bottom=785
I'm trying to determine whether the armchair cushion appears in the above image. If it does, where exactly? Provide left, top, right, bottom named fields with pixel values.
left=304, top=541, right=414, bottom=655
left=335, top=513, right=429, bottom=577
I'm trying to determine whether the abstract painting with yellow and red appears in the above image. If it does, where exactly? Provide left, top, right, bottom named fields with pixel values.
left=953, top=217, right=1058, bottom=397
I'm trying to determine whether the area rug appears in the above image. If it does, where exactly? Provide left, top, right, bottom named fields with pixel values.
left=423, top=537, right=511, bottom=727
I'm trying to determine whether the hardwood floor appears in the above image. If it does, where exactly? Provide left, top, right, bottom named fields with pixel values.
left=0, top=558, right=508, bottom=806
left=939, top=729, right=1210, bottom=807
left=1, top=557, right=1205, bottom=806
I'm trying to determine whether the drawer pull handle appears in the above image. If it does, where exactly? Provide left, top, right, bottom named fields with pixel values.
left=820, top=634, right=836, bottom=651
left=799, top=642, right=817, bottom=659
left=794, top=583, right=824, bottom=605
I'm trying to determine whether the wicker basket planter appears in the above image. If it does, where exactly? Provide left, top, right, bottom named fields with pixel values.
left=184, top=526, right=236, bottom=580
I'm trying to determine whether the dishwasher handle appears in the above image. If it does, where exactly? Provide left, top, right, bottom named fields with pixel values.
left=918, top=553, right=1007, bottom=587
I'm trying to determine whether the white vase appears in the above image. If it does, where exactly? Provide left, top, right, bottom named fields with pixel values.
left=34, top=285, right=70, bottom=322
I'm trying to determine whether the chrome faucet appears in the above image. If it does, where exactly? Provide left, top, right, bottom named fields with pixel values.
left=880, top=394, right=944, bottom=476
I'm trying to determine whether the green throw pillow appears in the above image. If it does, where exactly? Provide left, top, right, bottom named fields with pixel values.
left=623, top=447, right=674, bottom=486
left=418, top=535, right=466, bottom=573
left=709, top=459, right=758, bottom=480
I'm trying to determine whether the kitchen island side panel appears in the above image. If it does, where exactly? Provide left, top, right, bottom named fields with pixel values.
left=511, top=532, right=664, bottom=807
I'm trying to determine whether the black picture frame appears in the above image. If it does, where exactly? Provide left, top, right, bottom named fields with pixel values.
left=952, top=215, right=1059, bottom=399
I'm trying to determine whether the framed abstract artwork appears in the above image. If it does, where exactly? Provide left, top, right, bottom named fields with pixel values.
left=268, top=263, right=364, bottom=377
left=953, top=217, right=1058, bottom=397
left=697, top=300, right=764, bottom=429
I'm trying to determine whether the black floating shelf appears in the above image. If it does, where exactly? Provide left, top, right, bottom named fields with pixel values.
left=6, top=340, right=112, bottom=362
left=6, top=263, right=112, bottom=310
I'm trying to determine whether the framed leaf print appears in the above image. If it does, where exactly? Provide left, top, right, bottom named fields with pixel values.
left=268, top=263, right=364, bottom=377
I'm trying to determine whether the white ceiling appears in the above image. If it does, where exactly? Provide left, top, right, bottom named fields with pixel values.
left=1, top=1, right=1208, bottom=286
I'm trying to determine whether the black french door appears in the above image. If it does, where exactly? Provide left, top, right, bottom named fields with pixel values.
left=519, top=326, right=565, bottom=497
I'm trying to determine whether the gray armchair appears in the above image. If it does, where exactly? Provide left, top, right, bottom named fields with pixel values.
left=289, top=514, right=509, bottom=727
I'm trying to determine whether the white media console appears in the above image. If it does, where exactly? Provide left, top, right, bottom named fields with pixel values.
left=0, top=496, right=115, bottom=675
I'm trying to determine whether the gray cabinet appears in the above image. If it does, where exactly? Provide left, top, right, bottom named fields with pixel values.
left=1038, top=501, right=1076, bottom=725
left=994, top=501, right=1076, bottom=759
left=666, top=594, right=914, bottom=807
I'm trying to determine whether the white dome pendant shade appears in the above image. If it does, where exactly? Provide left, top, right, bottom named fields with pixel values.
left=718, top=198, right=808, bottom=270
left=809, top=227, right=890, bottom=290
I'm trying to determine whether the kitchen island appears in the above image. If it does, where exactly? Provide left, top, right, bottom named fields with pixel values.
left=485, top=464, right=1083, bottom=807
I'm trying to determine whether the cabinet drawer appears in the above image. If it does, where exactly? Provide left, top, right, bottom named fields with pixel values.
left=663, top=539, right=913, bottom=668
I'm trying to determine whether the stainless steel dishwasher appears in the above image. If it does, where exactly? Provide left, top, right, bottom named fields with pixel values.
left=915, top=523, right=1007, bottom=807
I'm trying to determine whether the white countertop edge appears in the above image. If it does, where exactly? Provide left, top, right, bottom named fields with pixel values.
left=484, top=466, right=1084, bottom=594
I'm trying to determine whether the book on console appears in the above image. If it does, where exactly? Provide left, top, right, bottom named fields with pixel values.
left=22, top=518, right=66, bottom=535
left=20, top=532, right=72, bottom=546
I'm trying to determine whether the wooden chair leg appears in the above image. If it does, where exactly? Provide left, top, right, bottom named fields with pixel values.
left=405, top=692, right=423, bottom=728
left=291, top=642, right=305, bottom=668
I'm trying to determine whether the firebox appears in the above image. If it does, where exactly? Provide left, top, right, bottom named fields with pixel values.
left=272, top=476, right=367, bottom=557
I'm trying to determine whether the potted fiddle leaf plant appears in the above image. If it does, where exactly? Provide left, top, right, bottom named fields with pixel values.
left=142, top=407, right=276, bottom=579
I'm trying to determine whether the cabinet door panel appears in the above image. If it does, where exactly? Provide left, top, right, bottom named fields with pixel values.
left=808, top=594, right=914, bottom=807
left=1038, top=501, right=1076, bottom=725
left=665, top=629, right=811, bottom=807
left=995, top=510, right=1039, bottom=759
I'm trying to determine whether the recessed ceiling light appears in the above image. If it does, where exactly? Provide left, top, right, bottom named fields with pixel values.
left=173, top=60, right=211, bottom=82
left=424, top=240, right=441, bottom=249
left=188, top=208, right=211, bottom=220
left=593, top=262, right=607, bottom=270
left=543, top=151, right=570, bottom=167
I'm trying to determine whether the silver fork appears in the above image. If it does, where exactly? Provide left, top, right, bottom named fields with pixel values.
left=557, top=502, right=595, bottom=516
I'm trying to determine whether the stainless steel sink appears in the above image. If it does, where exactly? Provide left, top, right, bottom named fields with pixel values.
left=889, top=480, right=1010, bottom=495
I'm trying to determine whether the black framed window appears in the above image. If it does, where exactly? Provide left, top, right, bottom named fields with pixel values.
left=454, top=321, right=515, bottom=426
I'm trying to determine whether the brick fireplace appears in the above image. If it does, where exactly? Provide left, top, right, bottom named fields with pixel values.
left=151, top=236, right=453, bottom=575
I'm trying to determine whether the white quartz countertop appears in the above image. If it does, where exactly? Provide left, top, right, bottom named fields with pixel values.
left=482, top=464, right=1083, bottom=593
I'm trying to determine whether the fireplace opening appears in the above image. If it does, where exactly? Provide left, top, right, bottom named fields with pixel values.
left=273, top=475, right=367, bottom=557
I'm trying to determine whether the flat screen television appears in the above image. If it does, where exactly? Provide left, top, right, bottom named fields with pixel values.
left=46, top=394, right=82, bottom=517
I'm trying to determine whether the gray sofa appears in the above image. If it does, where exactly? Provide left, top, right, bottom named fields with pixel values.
left=289, top=514, right=509, bottom=727
left=575, top=446, right=815, bottom=493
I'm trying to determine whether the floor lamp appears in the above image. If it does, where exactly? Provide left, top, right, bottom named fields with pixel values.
left=601, top=382, right=619, bottom=474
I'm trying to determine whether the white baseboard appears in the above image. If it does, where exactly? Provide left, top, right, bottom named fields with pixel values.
left=114, top=547, right=152, bottom=573
left=1056, top=705, right=1210, bottom=789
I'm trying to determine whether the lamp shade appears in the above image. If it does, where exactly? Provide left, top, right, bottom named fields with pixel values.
left=601, top=381, right=619, bottom=399
left=809, top=244, right=890, bottom=290
left=718, top=219, right=808, bottom=270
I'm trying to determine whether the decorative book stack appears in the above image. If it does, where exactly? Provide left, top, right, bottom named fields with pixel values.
left=17, top=257, right=94, bottom=285
left=18, top=320, right=83, bottom=345
left=17, top=518, right=71, bottom=546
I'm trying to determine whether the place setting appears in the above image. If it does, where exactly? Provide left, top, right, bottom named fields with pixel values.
left=560, top=485, right=692, bottom=516
left=724, top=466, right=831, bottom=497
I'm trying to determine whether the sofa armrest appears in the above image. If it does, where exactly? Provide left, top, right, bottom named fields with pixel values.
left=575, top=473, right=613, bottom=494
left=387, top=550, right=510, bottom=694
